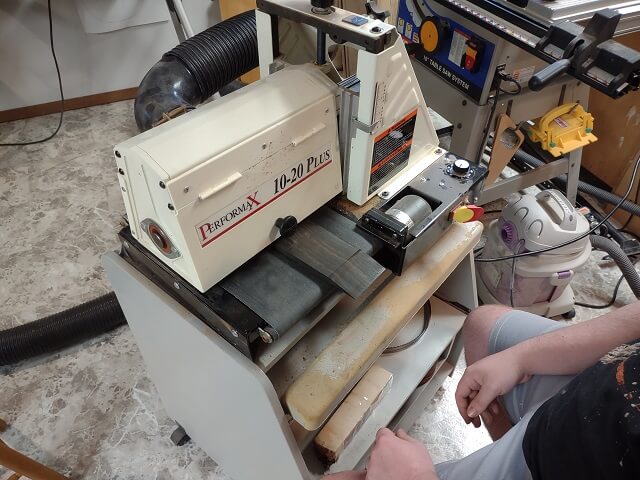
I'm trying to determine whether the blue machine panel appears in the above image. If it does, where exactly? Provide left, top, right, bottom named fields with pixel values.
left=398, top=0, right=495, bottom=101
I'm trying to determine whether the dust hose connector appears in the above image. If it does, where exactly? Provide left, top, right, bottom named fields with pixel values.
left=134, top=10, right=259, bottom=131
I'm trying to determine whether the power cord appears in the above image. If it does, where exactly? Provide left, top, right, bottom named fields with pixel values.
left=620, top=176, right=640, bottom=231
left=476, top=75, right=502, bottom=163
left=475, top=72, right=523, bottom=163
left=508, top=240, right=525, bottom=307
left=476, top=150, right=640, bottom=263
left=1, top=0, right=64, bottom=146
left=575, top=275, right=625, bottom=309
left=497, top=71, right=522, bottom=95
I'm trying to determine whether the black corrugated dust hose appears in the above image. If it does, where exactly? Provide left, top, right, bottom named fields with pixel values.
left=0, top=293, right=126, bottom=366
left=507, top=144, right=640, bottom=218
left=134, top=10, right=259, bottom=131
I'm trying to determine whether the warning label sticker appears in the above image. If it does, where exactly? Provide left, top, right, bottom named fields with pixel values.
left=448, top=29, right=470, bottom=66
left=196, top=147, right=332, bottom=247
left=369, top=109, right=418, bottom=195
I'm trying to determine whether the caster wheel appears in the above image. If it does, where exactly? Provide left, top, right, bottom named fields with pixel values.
left=170, top=425, right=191, bottom=446
left=562, top=308, right=576, bottom=319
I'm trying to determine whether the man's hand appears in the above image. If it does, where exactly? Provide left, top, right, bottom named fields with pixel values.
left=322, top=471, right=366, bottom=480
left=366, top=428, right=438, bottom=480
left=455, top=349, right=531, bottom=427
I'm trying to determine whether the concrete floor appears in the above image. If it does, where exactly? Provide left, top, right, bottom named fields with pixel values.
left=0, top=101, right=635, bottom=479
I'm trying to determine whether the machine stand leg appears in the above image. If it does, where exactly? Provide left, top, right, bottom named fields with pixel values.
left=170, top=424, right=191, bottom=446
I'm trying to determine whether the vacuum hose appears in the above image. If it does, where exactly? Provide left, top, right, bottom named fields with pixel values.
left=0, top=293, right=126, bottom=366
left=590, top=235, right=640, bottom=299
left=511, top=147, right=640, bottom=218
left=134, top=10, right=259, bottom=131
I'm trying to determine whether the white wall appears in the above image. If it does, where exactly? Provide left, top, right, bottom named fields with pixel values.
left=0, top=0, right=220, bottom=111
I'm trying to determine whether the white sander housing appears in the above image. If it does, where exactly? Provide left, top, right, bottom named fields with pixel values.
left=115, top=65, right=343, bottom=292
left=477, top=190, right=591, bottom=316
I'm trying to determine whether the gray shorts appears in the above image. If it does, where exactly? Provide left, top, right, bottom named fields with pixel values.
left=435, top=310, right=575, bottom=480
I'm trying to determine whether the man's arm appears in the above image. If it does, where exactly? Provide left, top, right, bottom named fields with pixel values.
left=514, top=301, right=640, bottom=376
left=457, top=301, right=640, bottom=422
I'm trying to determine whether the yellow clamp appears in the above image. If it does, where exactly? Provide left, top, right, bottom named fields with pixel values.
left=526, top=103, right=597, bottom=157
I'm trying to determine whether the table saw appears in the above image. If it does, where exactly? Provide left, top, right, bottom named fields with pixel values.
left=400, top=0, right=640, bottom=205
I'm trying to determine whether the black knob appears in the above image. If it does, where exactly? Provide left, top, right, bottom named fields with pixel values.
left=311, top=0, right=333, bottom=8
left=452, top=159, right=471, bottom=176
left=275, top=216, right=298, bottom=237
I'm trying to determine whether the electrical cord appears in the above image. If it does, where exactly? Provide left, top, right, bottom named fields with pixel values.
left=1, top=0, right=64, bottom=147
left=476, top=150, right=640, bottom=263
left=508, top=239, right=525, bottom=307
left=477, top=76, right=502, bottom=163
left=575, top=275, right=625, bottom=309
left=497, top=71, right=522, bottom=96
left=621, top=177, right=640, bottom=231
left=509, top=254, right=517, bottom=307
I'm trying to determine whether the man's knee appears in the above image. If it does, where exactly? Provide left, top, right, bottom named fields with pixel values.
left=462, top=305, right=512, bottom=362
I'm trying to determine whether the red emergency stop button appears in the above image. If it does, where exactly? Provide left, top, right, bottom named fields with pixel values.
left=463, top=38, right=484, bottom=73
left=453, top=205, right=484, bottom=223
left=465, top=47, right=477, bottom=71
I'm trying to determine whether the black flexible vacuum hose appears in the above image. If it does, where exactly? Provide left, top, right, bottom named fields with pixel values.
left=134, top=10, right=258, bottom=131
left=511, top=147, right=640, bottom=217
left=0, top=293, right=126, bottom=366
left=590, top=235, right=640, bottom=299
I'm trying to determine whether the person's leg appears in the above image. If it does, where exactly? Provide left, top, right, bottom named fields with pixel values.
left=434, top=307, right=576, bottom=480
left=462, top=304, right=514, bottom=365
left=461, top=305, right=514, bottom=439
left=435, top=410, right=536, bottom=480
left=483, top=310, right=574, bottom=424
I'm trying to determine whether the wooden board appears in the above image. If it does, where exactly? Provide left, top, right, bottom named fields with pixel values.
left=284, top=221, right=483, bottom=430
left=315, top=365, right=393, bottom=463
left=485, top=114, right=524, bottom=185
left=0, top=87, right=137, bottom=123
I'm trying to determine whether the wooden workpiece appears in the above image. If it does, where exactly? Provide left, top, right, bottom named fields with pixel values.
left=315, top=365, right=393, bottom=463
left=284, top=221, right=483, bottom=430
left=485, top=114, right=524, bottom=186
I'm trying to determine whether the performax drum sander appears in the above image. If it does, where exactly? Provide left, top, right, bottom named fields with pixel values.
left=113, top=1, right=488, bottom=358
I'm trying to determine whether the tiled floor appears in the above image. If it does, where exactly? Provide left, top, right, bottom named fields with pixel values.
left=0, top=102, right=635, bottom=479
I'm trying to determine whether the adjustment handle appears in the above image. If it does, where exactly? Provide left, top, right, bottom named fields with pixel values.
left=529, top=59, right=571, bottom=91
left=365, top=1, right=390, bottom=21
left=275, top=216, right=298, bottom=237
